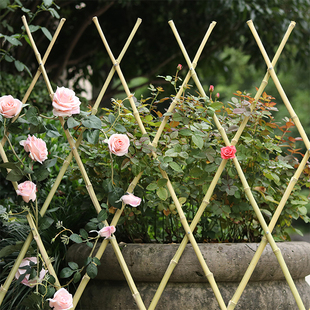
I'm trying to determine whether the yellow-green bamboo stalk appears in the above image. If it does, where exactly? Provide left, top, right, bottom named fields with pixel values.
left=94, top=17, right=228, bottom=310
left=228, top=152, right=309, bottom=310
left=26, top=213, right=61, bottom=289
left=22, top=16, right=54, bottom=97
left=247, top=20, right=310, bottom=151
left=18, top=16, right=145, bottom=310
left=0, top=18, right=65, bottom=148
left=0, top=18, right=66, bottom=305
left=152, top=21, right=216, bottom=147
left=225, top=20, right=308, bottom=310
left=168, top=19, right=305, bottom=310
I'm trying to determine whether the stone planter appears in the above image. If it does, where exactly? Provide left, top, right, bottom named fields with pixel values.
left=67, top=242, right=310, bottom=309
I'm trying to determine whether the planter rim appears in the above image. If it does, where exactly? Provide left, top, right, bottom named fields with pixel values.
left=67, top=241, right=310, bottom=283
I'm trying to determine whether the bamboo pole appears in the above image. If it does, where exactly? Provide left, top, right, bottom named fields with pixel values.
left=150, top=20, right=296, bottom=310
left=169, top=19, right=305, bottom=310
left=94, top=17, right=227, bottom=310
left=0, top=18, right=66, bottom=305
left=228, top=152, right=309, bottom=309
left=0, top=17, right=66, bottom=148
left=247, top=20, right=310, bottom=151
left=16, top=16, right=147, bottom=310
left=26, top=213, right=61, bottom=289
left=152, top=21, right=216, bottom=147
left=227, top=20, right=308, bottom=310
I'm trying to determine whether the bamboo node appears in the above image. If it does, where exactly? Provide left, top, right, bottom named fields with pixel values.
left=273, top=247, right=281, bottom=255
left=228, top=300, right=237, bottom=306
left=292, top=115, right=298, bottom=120
left=0, top=285, right=8, bottom=292
left=206, top=272, right=213, bottom=279
left=202, top=199, right=210, bottom=205
left=132, top=292, right=140, bottom=300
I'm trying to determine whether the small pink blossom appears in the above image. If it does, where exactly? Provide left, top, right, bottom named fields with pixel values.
left=98, top=226, right=116, bottom=239
left=52, top=86, right=81, bottom=117
left=177, top=64, right=183, bottom=71
left=108, top=134, right=130, bottom=156
left=121, top=193, right=141, bottom=207
left=48, top=288, right=73, bottom=310
left=20, top=135, right=48, bottom=164
left=16, top=181, right=36, bottom=203
left=0, top=95, right=22, bottom=118
left=221, top=145, right=237, bottom=159
left=15, top=257, right=47, bottom=287
left=209, top=85, right=214, bottom=92
left=216, top=93, right=220, bottom=98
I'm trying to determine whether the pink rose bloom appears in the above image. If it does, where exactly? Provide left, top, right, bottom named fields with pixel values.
left=221, top=145, right=237, bottom=159
left=209, top=85, right=214, bottom=92
left=121, top=193, right=141, bottom=207
left=0, top=95, right=22, bottom=118
left=98, top=226, right=116, bottom=239
left=108, top=134, right=130, bottom=156
left=48, top=288, right=73, bottom=310
left=177, top=64, right=183, bottom=71
left=216, top=93, right=220, bottom=98
left=20, top=135, right=48, bottom=164
left=52, top=86, right=81, bottom=117
left=15, top=257, right=47, bottom=287
left=16, top=181, right=36, bottom=203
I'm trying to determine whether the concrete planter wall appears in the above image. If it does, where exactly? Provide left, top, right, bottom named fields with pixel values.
left=67, top=242, right=310, bottom=309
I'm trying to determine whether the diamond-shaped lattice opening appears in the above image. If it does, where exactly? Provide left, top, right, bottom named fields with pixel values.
left=0, top=16, right=308, bottom=310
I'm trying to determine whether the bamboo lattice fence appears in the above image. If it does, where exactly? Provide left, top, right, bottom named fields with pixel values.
left=0, top=15, right=309, bottom=310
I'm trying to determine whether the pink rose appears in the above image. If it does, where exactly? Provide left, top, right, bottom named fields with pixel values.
left=16, top=181, right=36, bottom=203
left=0, top=95, right=22, bottom=118
left=216, top=93, right=220, bottom=98
left=52, top=86, right=81, bottom=117
left=20, top=135, right=48, bottom=164
left=108, top=134, right=130, bottom=156
left=15, top=257, right=47, bottom=287
left=98, top=226, right=116, bottom=239
left=209, top=85, right=214, bottom=92
left=48, top=288, right=73, bottom=310
left=121, top=193, right=141, bottom=207
left=221, top=145, right=237, bottom=159
left=177, top=64, right=183, bottom=71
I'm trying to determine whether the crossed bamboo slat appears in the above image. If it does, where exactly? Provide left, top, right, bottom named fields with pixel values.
left=0, top=18, right=66, bottom=303
left=0, top=15, right=307, bottom=310
left=149, top=20, right=301, bottom=310
left=93, top=17, right=229, bottom=310
left=169, top=20, right=306, bottom=309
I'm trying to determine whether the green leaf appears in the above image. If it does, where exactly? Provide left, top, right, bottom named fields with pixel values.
left=42, top=158, right=57, bottom=169
left=169, top=161, right=183, bottom=172
left=34, top=167, right=49, bottom=182
left=114, top=123, right=127, bottom=133
left=68, top=262, right=79, bottom=270
left=86, top=262, right=98, bottom=279
left=146, top=182, right=158, bottom=191
left=59, top=267, right=74, bottom=278
left=157, top=178, right=168, bottom=187
left=6, top=169, right=24, bottom=182
left=108, top=187, right=124, bottom=209
left=156, top=187, right=168, bottom=200
left=97, top=209, right=108, bottom=222
left=73, top=272, right=82, bottom=283
left=84, top=129, right=99, bottom=144
left=0, top=242, right=24, bottom=258
left=179, top=128, right=192, bottom=136
left=67, top=116, right=80, bottom=128
left=70, top=234, right=83, bottom=244
left=210, top=102, right=222, bottom=110
left=82, top=115, right=102, bottom=129
left=14, top=60, right=24, bottom=72
left=26, top=106, right=39, bottom=126
left=165, top=148, right=178, bottom=157
left=41, top=27, right=52, bottom=40
left=79, top=228, right=88, bottom=239
left=108, top=113, right=115, bottom=124
left=192, top=134, right=204, bottom=149
left=5, top=35, right=22, bottom=46
left=0, top=162, right=19, bottom=169
left=28, top=25, right=40, bottom=33
left=40, top=217, right=54, bottom=230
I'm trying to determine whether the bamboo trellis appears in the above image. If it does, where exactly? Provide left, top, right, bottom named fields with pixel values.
left=0, top=15, right=308, bottom=310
